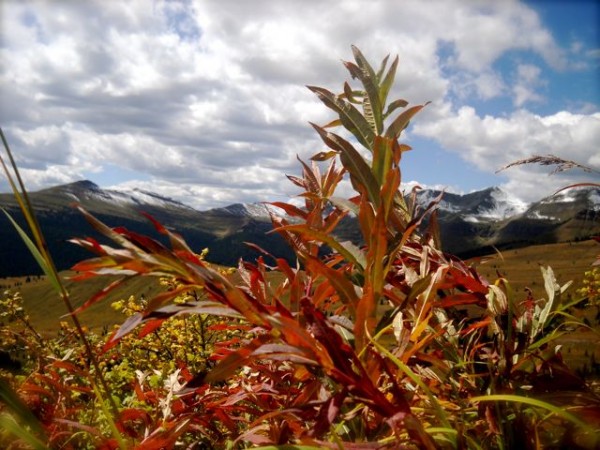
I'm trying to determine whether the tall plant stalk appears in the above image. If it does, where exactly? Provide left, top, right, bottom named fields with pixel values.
left=0, top=128, right=123, bottom=438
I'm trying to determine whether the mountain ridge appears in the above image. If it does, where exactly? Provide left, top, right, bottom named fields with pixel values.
left=0, top=180, right=598, bottom=276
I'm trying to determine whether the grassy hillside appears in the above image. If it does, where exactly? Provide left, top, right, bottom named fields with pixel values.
left=470, top=239, right=599, bottom=300
left=1, top=273, right=166, bottom=335
left=470, top=239, right=600, bottom=376
left=3, top=239, right=598, bottom=335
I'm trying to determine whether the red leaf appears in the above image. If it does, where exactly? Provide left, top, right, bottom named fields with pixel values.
left=204, top=334, right=272, bottom=383
left=116, top=408, right=152, bottom=436
left=437, top=293, right=486, bottom=308
left=447, top=266, right=489, bottom=294
left=269, top=201, right=308, bottom=219
left=69, top=276, right=131, bottom=316
left=137, top=318, right=167, bottom=338
left=136, top=419, right=190, bottom=450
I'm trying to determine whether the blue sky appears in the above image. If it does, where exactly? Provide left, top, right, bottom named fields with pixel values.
left=403, top=0, right=599, bottom=195
left=1, top=0, right=598, bottom=209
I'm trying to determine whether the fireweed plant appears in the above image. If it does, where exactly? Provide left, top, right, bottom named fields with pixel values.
left=1, top=47, right=600, bottom=448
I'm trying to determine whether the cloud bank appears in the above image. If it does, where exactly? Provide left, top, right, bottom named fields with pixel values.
left=1, top=0, right=598, bottom=208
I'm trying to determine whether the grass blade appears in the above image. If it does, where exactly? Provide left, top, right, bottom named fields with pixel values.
left=2, top=209, right=62, bottom=293
left=471, top=394, right=596, bottom=434
left=0, top=414, right=47, bottom=450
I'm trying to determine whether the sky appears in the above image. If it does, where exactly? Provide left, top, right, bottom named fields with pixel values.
left=0, top=0, right=599, bottom=210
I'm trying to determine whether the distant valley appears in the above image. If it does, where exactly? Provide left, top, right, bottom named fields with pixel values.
left=0, top=180, right=598, bottom=277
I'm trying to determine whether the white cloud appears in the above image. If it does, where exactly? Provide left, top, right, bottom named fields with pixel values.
left=0, top=0, right=596, bottom=209
left=512, top=63, right=545, bottom=107
left=414, top=107, right=600, bottom=201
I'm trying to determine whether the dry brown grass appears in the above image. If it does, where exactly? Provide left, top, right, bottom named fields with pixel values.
left=470, top=239, right=598, bottom=300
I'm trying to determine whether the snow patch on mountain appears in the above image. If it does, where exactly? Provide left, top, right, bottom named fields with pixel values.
left=63, top=181, right=197, bottom=211
left=110, top=188, right=192, bottom=209
left=588, top=190, right=600, bottom=211
left=474, top=188, right=528, bottom=220
left=541, top=190, right=577, bottom=204
left=414, top=190, right=460, bottom=213
left=218, top=202, right=277, bottom=219
left=526, top=210, right=560, bottom=221
left=416, top=187, right=528, bottom=221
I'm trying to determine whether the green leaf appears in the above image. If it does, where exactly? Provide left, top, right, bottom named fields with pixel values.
left=385, top=103, right=429, bottom=139
left=310, top=150, right=338, bottom=161
left=379, top=55, right=399, bottom=108
left=372, top=136, right=394, bottom=186
left=375, top=53, right=390, bottom=81
left=275, top=223, right=364, bottom=269
left=310, top=123, right=380, bottom=207
left=307, top=85, right=375, bottom=149
left=2, top=209, right=62, bottom=293
left=329, top=196, right=359, bottom=216
left=0, top=382, right=46, bottom=442
left=471, top=394, right=595, bottom=433
left=0, top=415, right=47, bottom=450
left=323, top=118, right=342, bottom=128
left=351, top=45, right=384, bottom=134
left=339, top=240, right=366, bottom=268
left=383, top=98, right=409, bottom=120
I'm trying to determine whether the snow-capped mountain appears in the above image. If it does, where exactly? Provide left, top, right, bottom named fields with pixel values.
left=212, top=202, right=278, bottom=219
left=58, top=180, right=196, bottom=211
left=524, top=187, right=600, bottom=221
left=0, top=180, right=598, bottom=276
left=414, top=187, right=528, bottom=222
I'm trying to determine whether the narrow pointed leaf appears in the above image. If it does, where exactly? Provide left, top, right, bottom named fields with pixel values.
left=384, top=98, right=409, bottom=119
left=69, top=276, right=131, bottom=316
left=307, top=85, right=375, bottom=149
left=343, top=81, right=360, bottom=104
left=303, top=256, right=359, bottom=315
left=204, top=334, right=272, bottom=382
left=0, top=382, right=47, bottom=441
left=379, top=55, right=399, bottom=107
left=471, top=395, right=594, bottom=432
left=2, top=209, right=62, bottom=293
left=310, top=150, right=338, bottom=161
left=376, top=53, right=390, bottom=82
left=372, top=136, right=394, bottom=185
left=371, top=336, right=452, bottom=429
left=297, top=156, right=321, bottom=194
left=352, top=45, right=384, bottom=134
left=328, top=196, right=359, bottom=215
left=0, top=415, right=47, bottom=450
left=269, top=201, right=308, bottom=219
left=323, top=118, right=342, bottom=128
left=310, top=123, right=380, bottom=207
left=343, top=60, right=361, bottom=79
left=274, top=223, right=364, bottom=269
left=385, top=103, right=429, bottom=139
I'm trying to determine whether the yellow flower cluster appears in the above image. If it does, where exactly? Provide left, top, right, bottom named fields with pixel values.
left=577, top=268, right=600, bottom=305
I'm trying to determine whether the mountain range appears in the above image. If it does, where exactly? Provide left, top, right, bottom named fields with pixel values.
left=0, top=180, right=598, bottom=277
